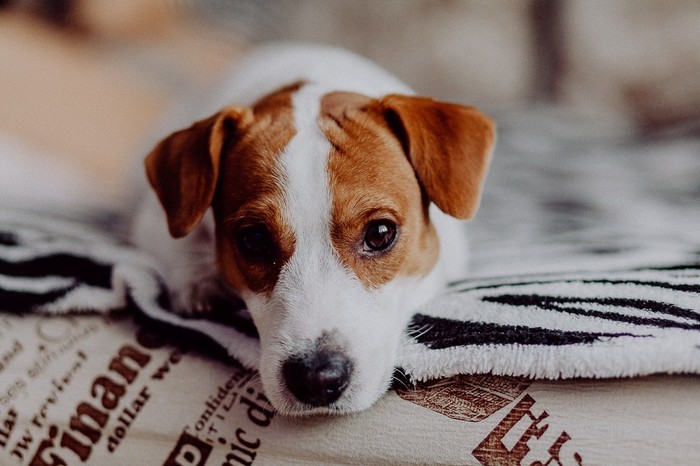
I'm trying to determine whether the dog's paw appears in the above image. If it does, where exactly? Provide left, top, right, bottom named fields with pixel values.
left=168, top=275, right=234, bottom=316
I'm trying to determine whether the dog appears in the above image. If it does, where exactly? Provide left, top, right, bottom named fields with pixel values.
left=132, top=44, right=495, bottom=415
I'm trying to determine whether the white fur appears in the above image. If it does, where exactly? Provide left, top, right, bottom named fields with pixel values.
left=132, top=193, right=223, bottom=313
left=132, top=44, right=470, bottom=415
left=214, top=43, right=414, bottom=106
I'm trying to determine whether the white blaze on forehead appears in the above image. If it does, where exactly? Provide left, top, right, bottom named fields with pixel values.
left=280, top=84, right=333, bottom=247
left=273, top=85, right=380, bottom=338
left=274, top=83, right=355, bottom=329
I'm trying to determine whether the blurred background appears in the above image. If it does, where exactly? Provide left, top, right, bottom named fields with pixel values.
left=0, top=0, right=699, bottom=202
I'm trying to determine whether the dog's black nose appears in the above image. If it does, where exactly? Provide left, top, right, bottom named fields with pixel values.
left=282, top=351, right=353, bottom=407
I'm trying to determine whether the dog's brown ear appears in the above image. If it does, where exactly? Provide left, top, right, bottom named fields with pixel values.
left=145, top=107, right=252, bottom=238
left=377, top=95, right=495, bottom=219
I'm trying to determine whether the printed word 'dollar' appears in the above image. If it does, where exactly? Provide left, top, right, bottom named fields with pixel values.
left=28, top=344, right=151, bottom=465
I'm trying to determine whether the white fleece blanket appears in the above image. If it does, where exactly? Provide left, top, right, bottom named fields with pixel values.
left=1, top=110, right=699, bottom=382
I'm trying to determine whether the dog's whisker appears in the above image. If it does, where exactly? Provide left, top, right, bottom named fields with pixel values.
left=391, top=375, right=410, bottom=391
left=407, top=323, right=434, bottom=339
left=239, top=371, right=262, bottom=396
left=259, top=396, right=274, bottom=415
left=392, top=367, right=413, bottom=391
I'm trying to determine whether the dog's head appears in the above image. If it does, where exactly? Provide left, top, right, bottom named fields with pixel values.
left=145, top=82, right=494, bottom=414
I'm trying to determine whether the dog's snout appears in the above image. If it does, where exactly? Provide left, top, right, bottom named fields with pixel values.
left=282, top=351, right=353, bottom=407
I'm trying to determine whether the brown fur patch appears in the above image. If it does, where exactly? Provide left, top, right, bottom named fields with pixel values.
left=378, top=94, right=495, bottom=219
left=145, top=107, right=254, bottom=238
left=214, top=82, right=303, bottom=295
left=320, top=92, right=440, bottom=289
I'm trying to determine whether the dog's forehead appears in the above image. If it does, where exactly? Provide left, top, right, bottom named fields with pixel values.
left=318, top=91, right=437, bottom=289
left=320, top=91, right=373, bottom=123
left=217, top=83, right=437, bottom=295
left=319, top=91, right=418, bottom=205
left=221, top=85, right=409, bottom=206
left=218, top=83, right=301, bottom=204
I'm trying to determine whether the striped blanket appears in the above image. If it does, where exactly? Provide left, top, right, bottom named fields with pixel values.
left=2, top=109, right=699, bottom=381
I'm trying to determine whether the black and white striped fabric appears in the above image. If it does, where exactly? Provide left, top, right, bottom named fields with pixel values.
left=2, top=107, right=699, bottom=381
left=0, top=210, right=262, bottom=368
left=1, top=210, right=699, bottom=381
left=400, top=265, right=700, bottom=381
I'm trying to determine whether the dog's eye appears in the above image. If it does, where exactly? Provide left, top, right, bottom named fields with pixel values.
left=236, top=225, right=275, bottom=261
left=363, top=220, right=397, bottom=253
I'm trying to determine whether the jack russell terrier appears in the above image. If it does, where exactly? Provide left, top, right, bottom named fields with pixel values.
left=132, top=44, right=495, bottom=415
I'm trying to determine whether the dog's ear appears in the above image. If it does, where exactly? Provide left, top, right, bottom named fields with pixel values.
left=145, top=107, right=252, bottom=238
left=377, top=95, right=495, bottom=219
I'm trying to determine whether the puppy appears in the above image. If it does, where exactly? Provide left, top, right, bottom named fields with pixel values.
left=132, top=44, right=495, bottom=415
